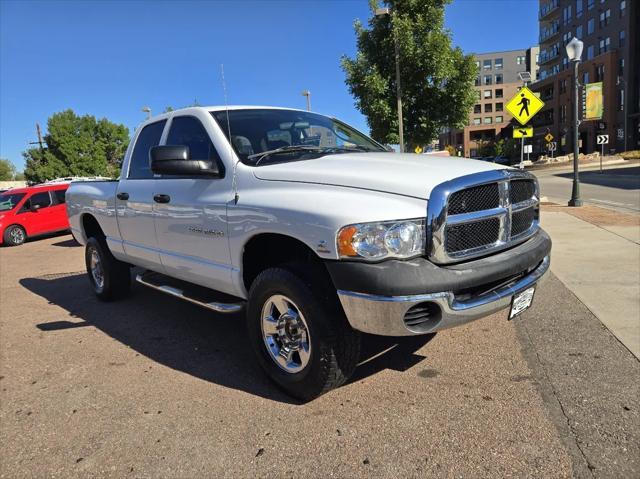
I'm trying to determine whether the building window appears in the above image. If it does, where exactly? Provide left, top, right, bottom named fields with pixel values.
left=484, top=104, right=493, bottom=113
left=562, top=57, right=569, bottom=71
left=495, top=89, right=503, bottom=99
left=475, top=60, right=480, bottom=70
left=587, top=0, right=594, bottom=9
left=583, top=72, right=589, bottom=84
left=495, top=74, right=503, bottom=84
left=619, top=58, right=624, bottom=75
left=495, top=116, right=503, bottom=123
left=575, top=25, right=582, bottom=39
left=587, top=18, right=595, bottom=34
left=562, top=4, right=572, bottom=25
left=516, top=56, right=526, bottom=65
left=483, top=89, right=492, bottom=99
left=475, top=77, right=481, bottom=86
left=473, top=118, right=481, bottom=125
left=587, top=44, right=594, bottom=59
left=483, top=59, right=492, bottom=70
left=483, top=117, right=492, bottom=124
left=559, top=79, right=567, bottom=94
left=620, top=0, right=626, bottom=16
left=560, top=104, right=567, bottom=123
left=484, top=75, right=492, bottom=85
left=576, top=0, right=583, bottom=17
left=599, top=9, right=610, bottom=27
left=595, top=64, right=605, bottom=82
left=476, top=91, right=482, bottom=100
left=599, top=37, right=610, bottom=54
left=494, top=58, right=503, bottom=69
left=562, top=31, right=572, bottom=45
left=474, top=104, right=482, bottom=114
left=495, top=102, right=503, bottom=112
left=619, top=30, right=625, bottom=47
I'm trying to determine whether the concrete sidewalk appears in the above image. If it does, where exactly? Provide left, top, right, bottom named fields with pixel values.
left=541, top=204, right=640, bottom=358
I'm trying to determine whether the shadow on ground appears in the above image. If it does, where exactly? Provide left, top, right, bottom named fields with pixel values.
left=555, top=166, right=640, bottom=190
left=21, top=271, right=433, bottom=404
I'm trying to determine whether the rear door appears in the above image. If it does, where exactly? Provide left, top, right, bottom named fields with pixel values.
left=116, top=120, right=167, bottom=271
left=153, top=114, right=233, bottom=291
left=49, top=187, right=70, bottom=231
left=18, top=191, right=56, bottom=235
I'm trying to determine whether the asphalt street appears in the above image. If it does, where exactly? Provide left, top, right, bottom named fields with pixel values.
left=534, top=162, right=640, bottom=214
left=1, top=235, right=638, bottom=478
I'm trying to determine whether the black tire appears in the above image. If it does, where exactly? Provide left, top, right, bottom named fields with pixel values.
left=247, top=266, right=360, bottom=401
left=3, top=225, right=26, bottom=246
left=85, top=237, right=131, bottom=301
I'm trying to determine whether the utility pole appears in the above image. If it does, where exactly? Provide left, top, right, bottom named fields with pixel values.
left=28, top=123, right=46, bottom=164
left=301, top=90, right=311, bottom=111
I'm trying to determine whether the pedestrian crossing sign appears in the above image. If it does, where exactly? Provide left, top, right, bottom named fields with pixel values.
left=506, top=87, right=545, bottom=126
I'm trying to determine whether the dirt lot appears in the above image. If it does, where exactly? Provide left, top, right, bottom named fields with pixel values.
left=0, top=234, right=636, bottom=478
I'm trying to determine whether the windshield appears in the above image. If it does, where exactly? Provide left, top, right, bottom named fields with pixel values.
left=211, top=109, right=385, bottom=165
left=0, top=193, right=26, bottom=212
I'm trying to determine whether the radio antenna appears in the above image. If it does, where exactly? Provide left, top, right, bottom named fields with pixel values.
left=221, top=64, right=239, bottom=204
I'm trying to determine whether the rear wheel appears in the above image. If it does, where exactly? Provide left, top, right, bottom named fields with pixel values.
left=85, top=237, right=131, bottom=301
left=3, top=225, right=26, bottom=246
left=247, top=266, right=360, bottom=401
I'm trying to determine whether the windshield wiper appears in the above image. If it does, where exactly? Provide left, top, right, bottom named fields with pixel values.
left=248, top=145, right=326, bottom=165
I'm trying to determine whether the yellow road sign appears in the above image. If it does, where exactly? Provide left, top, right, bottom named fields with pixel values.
left=414, top=146, right=423, bottom=154
left=513, top=126, right=533, bottom=138
left=544, top=133, right=554, bottom=142
left=506, top=87, right=545, bottom=126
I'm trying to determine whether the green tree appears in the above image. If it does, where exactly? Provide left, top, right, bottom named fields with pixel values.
left=493, top=138, right=517, bottom=158
left=22, top=109, right=129, bottom=183
left=0, top=158, right=16, bottom=181
left=341, top=0, right=477, bottom=150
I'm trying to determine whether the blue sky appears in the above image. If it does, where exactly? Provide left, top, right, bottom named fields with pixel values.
left=0, top=0, right=538, bottom=171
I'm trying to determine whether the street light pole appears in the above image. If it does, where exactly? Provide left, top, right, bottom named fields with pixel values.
left=375, top=7, right=404, bottom=153
left=301, top=90, right=311, bottom=111
left=141, top=106, right=151, bottom=120
left=566, top=37, right=583, bottom=207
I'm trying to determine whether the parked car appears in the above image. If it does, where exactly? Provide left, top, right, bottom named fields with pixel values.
left=66, top=106, right=551, bottom=400
left=0, top=183, right=71, bottom=246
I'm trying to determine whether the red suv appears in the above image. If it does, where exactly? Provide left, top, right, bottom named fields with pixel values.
left=0, top=183, right=71, bottom=246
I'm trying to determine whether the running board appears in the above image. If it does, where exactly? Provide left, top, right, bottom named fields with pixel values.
left=135, top=271, right=244, bottom=314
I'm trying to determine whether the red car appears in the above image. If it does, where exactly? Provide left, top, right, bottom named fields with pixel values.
left=0, top=183, right=71, bottom=246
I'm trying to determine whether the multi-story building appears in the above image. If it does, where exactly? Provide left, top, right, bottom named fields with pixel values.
left=439, top=47, right=539, bottom=157
left=532, top=0, right=638, bottom=155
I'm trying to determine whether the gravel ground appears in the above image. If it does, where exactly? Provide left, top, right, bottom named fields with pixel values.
left=1, top=234, right=634, bottom=477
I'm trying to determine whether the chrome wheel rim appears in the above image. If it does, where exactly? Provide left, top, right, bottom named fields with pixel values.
left=261, top=294, right=311, bottom=373
left=89, top=247, right=104, bottom=289
left=10, top=227, right=24, bottom=244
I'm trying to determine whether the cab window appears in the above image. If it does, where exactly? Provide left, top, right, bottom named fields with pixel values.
left=166, top=116, right=221, bottom=162
left=53, top=189, right=67, bottom=204
left=128, top=120, right=167, bottom=179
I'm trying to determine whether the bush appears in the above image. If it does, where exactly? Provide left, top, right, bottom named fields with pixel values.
left=620, top=150, right=640, bottom=160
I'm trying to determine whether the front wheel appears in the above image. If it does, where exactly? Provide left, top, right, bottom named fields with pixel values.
left=3, top=225, right=26, bottom=246
left=247, top=267, right=360, bottom=401
left=85, top=237, right=131, bottom=301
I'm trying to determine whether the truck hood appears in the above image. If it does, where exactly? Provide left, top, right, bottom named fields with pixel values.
left=253, top=152, right=507, bottom=200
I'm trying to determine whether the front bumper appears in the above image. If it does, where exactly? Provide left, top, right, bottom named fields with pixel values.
left=328, top=230, right=551, bottom=336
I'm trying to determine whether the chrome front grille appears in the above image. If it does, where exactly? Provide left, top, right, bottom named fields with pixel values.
left=427, top=170, right=539, bottom=264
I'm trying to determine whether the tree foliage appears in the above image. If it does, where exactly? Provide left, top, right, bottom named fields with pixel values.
left=0, top=159, right=17, bottom=181
left=22, top=110, right=129, bottom=183
left=341, top=0, right=477, bottom=149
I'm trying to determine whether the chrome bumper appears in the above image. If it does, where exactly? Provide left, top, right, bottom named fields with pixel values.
left=337, top=255, right=550, bottom=336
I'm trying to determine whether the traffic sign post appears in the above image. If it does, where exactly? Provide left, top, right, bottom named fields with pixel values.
left=513, top=126, right=533, bottom=138
left=597, top=134, right=609, bottom=173
left=547, top=141, right=556, bottom=159
left=506, top=87, right=545, bottom=126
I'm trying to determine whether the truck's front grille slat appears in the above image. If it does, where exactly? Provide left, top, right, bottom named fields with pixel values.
left=427, top=171, right=539, bottom=264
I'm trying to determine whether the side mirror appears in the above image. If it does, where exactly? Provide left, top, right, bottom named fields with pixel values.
left=150, top=145, right=220, bottom=177
left=30, top=203, right=41, bottom=212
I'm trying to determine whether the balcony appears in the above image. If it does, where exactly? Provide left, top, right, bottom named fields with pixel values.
left=539, top=22, right=560, bottom=43
left=539, top=0, right=560, bottom=20
left=539, top=49, right=560, bottom=65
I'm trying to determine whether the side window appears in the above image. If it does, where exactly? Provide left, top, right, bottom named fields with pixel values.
left=21, top=192, right=51, bottom=212
left=53, top=189, right=67, bottom=204
left=128, top=120, right=167, bottom=179
left=166, top=116, right=221, bottom=163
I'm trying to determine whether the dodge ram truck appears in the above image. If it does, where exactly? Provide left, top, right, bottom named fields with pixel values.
left=66, top=106, right=551, bottom=400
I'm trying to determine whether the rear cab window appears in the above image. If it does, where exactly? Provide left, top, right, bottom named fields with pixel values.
left=128, top=120, right=167, bottom=179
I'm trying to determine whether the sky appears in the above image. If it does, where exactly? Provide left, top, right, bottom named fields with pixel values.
left=0, top=0, right=538, bottom=171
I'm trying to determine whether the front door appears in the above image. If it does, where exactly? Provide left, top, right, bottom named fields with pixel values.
left=116, top=119, right=167, bottom=271
left=153, top=114, right=233, bottom=293
left=18, top=191, right=56, bottom=235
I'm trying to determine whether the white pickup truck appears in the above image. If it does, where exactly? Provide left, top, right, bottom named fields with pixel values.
left=67, top=106, right=551, bottom=400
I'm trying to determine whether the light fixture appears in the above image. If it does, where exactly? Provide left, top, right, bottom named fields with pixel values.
left=565, top=37, right=584, bottom=62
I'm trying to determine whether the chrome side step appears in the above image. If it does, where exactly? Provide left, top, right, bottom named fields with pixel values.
left=135, top=271, right=244, bottom=314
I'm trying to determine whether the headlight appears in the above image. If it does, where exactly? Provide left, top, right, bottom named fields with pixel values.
left=337, top=219, right=424, bottom=260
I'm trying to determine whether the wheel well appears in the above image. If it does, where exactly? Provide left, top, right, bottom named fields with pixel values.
left=242, top=234, right=329, bottom=291
left=81, top=214, right=105, bottom=241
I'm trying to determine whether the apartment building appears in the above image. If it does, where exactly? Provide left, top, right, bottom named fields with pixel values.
left=532, top=0, right=638, bottom=154
left=439, top=47, right=539, bottom=157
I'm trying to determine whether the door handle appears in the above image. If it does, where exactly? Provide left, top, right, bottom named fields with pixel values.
left=116, top=192, right=129, bottom=200
left=153, top=194, right=171, bottom=204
